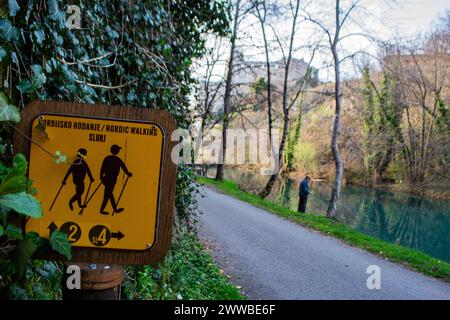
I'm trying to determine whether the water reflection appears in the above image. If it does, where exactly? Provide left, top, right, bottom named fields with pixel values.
left=221, top=168, right=450, bottom=263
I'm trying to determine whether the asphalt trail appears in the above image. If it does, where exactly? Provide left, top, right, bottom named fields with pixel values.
left=197, top=186, right=450, bottom=300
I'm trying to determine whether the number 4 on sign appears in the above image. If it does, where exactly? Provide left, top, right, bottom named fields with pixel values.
left=97, top=228, right=108, bottom=245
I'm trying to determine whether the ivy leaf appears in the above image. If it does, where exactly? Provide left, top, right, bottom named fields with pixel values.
left=5, top=224, right=23, bottom=240
left=0, top=225, right=3, bottom=236
left=5, top=153, right=28, bottom=177
left=54, top=150, right=67, bottom=164
left=33, top=29, right=45, bottom=45
left=0, top=192, right=42, bottom=218
left=0, top=47, right=6, bottom=62
left=0, top=91, right=20, bottom=122
left=50, top=230, right=72, bottom=259
left=9, top=282, right=28, bottom=300
left=0, top=162, right=8, bottom=181
left=17, top=64, right=47, bottom=93
left=0, top=137, right=5, bottom=154
left=14, top=232, right=39, bottom=281
left=0, top=19, right=20, bottom=42
left=48, top=0, right=65, bottom=25
left=10, top=51, right=18, bottom=66
left=0, top=175, right=29, bottom=194
left=8, top=0, right=20, bottom=17
left=34, top=115, right=49, bottom=141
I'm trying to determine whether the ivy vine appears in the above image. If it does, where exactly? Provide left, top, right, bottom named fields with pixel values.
left=0, top=0, right=230, bottom=299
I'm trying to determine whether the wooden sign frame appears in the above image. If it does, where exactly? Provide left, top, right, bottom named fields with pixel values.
left=14, top=101, right=177, bottom=265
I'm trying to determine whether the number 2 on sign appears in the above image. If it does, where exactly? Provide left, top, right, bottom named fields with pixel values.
left=68, top=225, right=79, bottom=242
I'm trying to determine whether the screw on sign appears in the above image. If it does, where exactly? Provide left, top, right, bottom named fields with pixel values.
left=14, top=101, right=177, bottom=299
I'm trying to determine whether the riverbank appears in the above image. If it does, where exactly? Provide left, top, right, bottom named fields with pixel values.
left=225, top=165, right=450, bottom=202
left=213, top=165, right=450, bottom=202
left=197, top=176, right=450, bottom=283
left=284, top=170, right=450, bottom=202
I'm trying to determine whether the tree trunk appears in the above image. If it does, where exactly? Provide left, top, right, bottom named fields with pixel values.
left=326, top=0, right=343, bottom=219
left=259, top=0, right=300, bottom=198
left=285, top=95, right=304, bottom=172
left=259, top=112, right=290, bottom=198
left=259, top=4, right=274, bottom=152
left=215, top=0, right=241, bottom=181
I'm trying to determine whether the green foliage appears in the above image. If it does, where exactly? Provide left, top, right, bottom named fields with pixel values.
left=0, top=108, right=69, bottom=299
left=434, top=94, right=450, bottom=178
left=8, top=1, right=20, bottom=17
left=15, top=232, right=40, bottom=280
left=252, top=77, right=267, bottom=95
left=122, top=229, right=244, bottom=300
left=361, top=69, right=403, bottom=183
left=285, top=96, right=304, bottom=171
left=0, top=151, right=72, bottom=297
left=386, top=160, right=407, bottom=183
left=0, top=19, right=20, bottom=42
left=377, top=73, right=402, bottom=135
left=0, top=151, right=69, bottom=299
left=175, top=165, right=199, bottom=225
left=49, top=230, right=71, bottom=259
left=361, top=67, right=375, bottom=170
left=3, top=260, right=63, bottom=300
left=436, top=93, right=449, bottom=131
left=0, top=91, right=20, bottom=122
left=361, top=67, right=375, bottom=134
left=294, top=142, right=319, bottom=175
left=0, top=0, right=229, bottom=116
left=0, top=192, right=42, bottom=218
left=17, top=65, right=47, bottom=94
left=53, top=150, right=67, bottom=164
left=5, top=224, right=23, bottom=239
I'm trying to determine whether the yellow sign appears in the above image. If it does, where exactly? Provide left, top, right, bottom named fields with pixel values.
left=26, top=114, right=164, bottom=250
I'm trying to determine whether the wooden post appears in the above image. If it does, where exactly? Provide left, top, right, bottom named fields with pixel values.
left=62, top=263, right=124, bottom=300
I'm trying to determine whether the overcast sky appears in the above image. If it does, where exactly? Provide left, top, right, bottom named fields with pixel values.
left=195, top=0, right=450, bottom=82
left=321, top=0, right=450, bottom=80
left=381, top=0, right=449, bottom=38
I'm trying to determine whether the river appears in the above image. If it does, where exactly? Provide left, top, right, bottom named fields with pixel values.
left=206, top=167, right=450, bottom=263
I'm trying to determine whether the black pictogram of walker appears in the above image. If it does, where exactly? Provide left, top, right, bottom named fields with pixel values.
left=77, top=144, right=132, bottom=216
left=50, top=148, right=94, bottom=212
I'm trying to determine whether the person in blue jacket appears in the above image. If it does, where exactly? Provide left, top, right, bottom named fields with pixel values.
left=298, top=176, right=311, bottom=213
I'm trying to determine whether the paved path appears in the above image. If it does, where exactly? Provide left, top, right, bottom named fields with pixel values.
left=197, top=186, right=450, bottom=300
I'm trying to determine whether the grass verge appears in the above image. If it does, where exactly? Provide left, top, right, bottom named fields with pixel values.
left=197, top=176, right=450, bottom=283
left=122, top=229, right=244, bottom=300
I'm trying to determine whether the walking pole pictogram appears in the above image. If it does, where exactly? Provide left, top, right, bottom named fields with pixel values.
left=112, top=175, right=130, bottom=216
left=49, top=183, right=65, bottom=212
left=78, top=180, right=93, bottom=216
left=77, top=181, right=103, bottom=215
